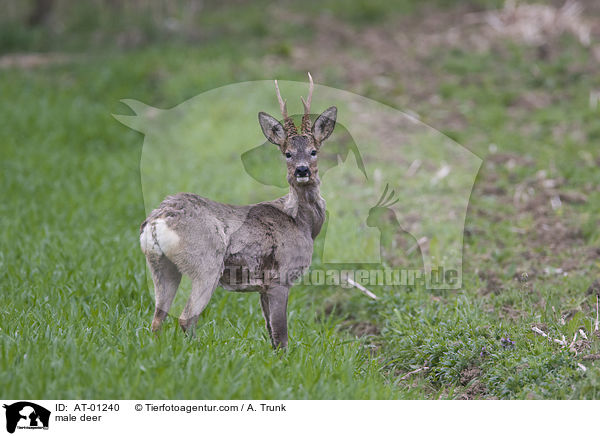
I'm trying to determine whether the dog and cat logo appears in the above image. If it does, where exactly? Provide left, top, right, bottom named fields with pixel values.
left=3, top=402, right=50, bottom=433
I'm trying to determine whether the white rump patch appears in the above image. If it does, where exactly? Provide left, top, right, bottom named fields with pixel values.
left=139, top=224, right=156, bottom=255
left=139, top=218, right=180, bottom=256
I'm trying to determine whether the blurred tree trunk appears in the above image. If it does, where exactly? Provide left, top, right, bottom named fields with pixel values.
left=28, top=0, right=54, bottom=26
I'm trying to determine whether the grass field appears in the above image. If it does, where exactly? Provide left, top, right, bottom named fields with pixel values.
left=2, top=0, right=600, bottom=399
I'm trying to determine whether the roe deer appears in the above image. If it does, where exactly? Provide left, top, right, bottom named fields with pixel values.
left=139, top=73, right=337, bottom=348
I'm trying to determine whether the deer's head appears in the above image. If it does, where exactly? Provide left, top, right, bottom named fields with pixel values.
left=258, top=73, right=337, bottom=188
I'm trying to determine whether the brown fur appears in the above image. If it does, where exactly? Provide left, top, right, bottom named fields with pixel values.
left=140, top=79, right=336, bottom=348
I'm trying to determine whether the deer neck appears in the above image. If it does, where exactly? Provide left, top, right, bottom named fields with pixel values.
left=284, top=179, right=326, bottom=239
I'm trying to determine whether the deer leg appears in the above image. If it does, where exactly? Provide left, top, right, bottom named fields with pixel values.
left=259, top=293, right=273, bottom=345
left=179, top=270, right=220, bottom=336
left=266, top=285, right=289, bottom=349
left=147, top=254, right=182, bottom=332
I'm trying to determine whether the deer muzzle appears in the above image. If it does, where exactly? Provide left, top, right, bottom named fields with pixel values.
left=294, top=165, right=311, bottom=183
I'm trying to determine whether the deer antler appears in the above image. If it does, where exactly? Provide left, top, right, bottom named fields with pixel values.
left=274, top=79, right=288, bottom=118
left=301, top=72, right=314, bottom=134
left=274, top=79, right=298, bottom=136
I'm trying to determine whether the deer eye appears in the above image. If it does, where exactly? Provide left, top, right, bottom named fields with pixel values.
left=285, top=152, right=292, bottom=159
left=310, top=150, right=317, bottom=156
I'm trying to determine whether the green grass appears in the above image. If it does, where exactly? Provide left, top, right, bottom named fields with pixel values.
left=0, top=49, right=396, bottom=398
left=2, top=0, right=600, bottom=399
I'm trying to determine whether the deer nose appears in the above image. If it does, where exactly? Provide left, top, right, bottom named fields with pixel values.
left=295, top=166, right=311, bottom=177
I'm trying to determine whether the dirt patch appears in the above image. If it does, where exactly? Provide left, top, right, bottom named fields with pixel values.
left=486, top=152, right=535, bottom=168
left=534, top=219, right=583, bottom=254
left=457, top=368, right=488, bottom=400
left=480, top=184, right=507, bottom=196
left=268, top=1, right=599, bottom=105
left=512, top=172, right=586, bottom=270
left=320, top=302, right=382, bottom=353
left=500, top=305, right=526, bottom=321
left=483, top=1, right=593, bottom=47
left=460, top=366, right=482, bottom=385
left=0, top=53, right=74, bottom=70
left=512, top=91, right=554, bottom=110
left=268, top=8, right=444, bottom=102
left=581, top=353, right=600, bottom=361
left=464, top=381, right=488, bottom=399
left=475, top=153, right=589, bottom=282
left=322, top=301, right=344, bottom=318
left=586, top=279, right=600, bottom=297
left=571, top=339, right=591, bottom=354
left=560, top=191, right=589, bottom=205
left=344, top=320, right=382, bottom=356
left=346, top=321, right=380, bottom=338
left=478, top=270, right=504, bottom=295
left=560, top=309, right=578, bottom=324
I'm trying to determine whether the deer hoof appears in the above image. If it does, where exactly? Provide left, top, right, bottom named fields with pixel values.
left=178, top=316, right=198, bottom=335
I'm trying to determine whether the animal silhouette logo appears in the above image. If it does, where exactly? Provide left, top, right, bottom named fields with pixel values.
left=366, top=184, right=422, bottom=268
left=3, top=402, right=50, bottom=433
left=115, top=79, right=481, bottom=291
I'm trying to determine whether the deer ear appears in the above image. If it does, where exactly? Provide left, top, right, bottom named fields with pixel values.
left=258, top=112, right=286, bottom=147
left=313, top=106, right=337, bottom=143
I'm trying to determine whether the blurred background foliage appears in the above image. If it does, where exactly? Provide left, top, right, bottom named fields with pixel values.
left=0, top=0, right=504, bottom=53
